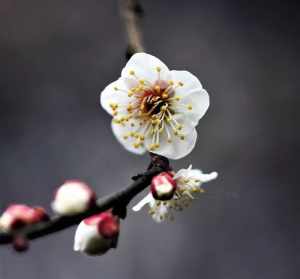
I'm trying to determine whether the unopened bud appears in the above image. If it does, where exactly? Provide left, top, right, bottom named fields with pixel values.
left=0, top=204, right=48, bottom=232
left=74, top=212, right=119, bottom=256
left=52, top=180, right=96, bottom=216
left=151, top=172, right=176, bottom=200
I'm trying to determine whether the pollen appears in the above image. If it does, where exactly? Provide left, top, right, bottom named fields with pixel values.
left=133, top=143, right=140, bottom=148
left=187, top=104, right=193, bottom=110
left=156, top=66, right=161, bottom=72
left=162, top=92, right=169, bottom=99
left=154, top=85, right=160, bottom=93
left=129, top=70, right=135, bottom=75
left=178, top=81, right=184, bottom=87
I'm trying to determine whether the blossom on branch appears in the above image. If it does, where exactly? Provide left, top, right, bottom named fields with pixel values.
left=133, top=165, right=218, bottom=222
left=100, top=53, right=210, bottom=159
left=0, top=204, right=48, bottom=232
left=74, top=211, right=120, bottom=256
left=52, top=180, right=96, bottom=216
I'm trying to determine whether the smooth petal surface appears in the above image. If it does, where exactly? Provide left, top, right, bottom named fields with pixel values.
left=111, top=120, right=147, bottom=155
left=132, top=193, right=154, bottom=212
left=145, top=126, right=198, bottom=160
left=171, top=70, right=210, bottom=125
left=100, top=78, right=131, bottom=116
left=121, top=53, right=171, bottom=85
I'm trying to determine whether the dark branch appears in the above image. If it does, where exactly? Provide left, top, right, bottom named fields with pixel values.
left=119, top=0, right=145, bottom=58
left=0, top=155, right=169, bottom=245
left=0, top=0, right=152, bottom=249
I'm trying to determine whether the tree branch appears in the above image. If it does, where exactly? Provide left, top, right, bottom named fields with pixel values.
left=0, top=0, right=150, bottom=249
left=0, top=155, right=169, bottom=245
left=119, top=0, right=145, bottom=58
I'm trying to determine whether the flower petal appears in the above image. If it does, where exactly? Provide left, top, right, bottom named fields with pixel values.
left=145, top=127, right=198, bottom=160
left=132, top=193, right=154, bottom=212
left=100, top=79, right=132, bottom=116
left=121, top=53, right=171, bottom=85
left=171, top=70, right=210, bottom=126
left=111, top=120, right=147, bottom=155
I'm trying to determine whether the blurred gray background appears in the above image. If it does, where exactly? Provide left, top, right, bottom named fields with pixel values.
left=0, top=0, right=298, bottom=278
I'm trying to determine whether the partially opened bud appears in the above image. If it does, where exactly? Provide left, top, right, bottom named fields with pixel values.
left=0, top=204, right=48, bottom=232
left=150, top=172, right=177, bottom=200
left=52, top=180, right=96, bottom=216
left=74, top=211, right=119, bottom=256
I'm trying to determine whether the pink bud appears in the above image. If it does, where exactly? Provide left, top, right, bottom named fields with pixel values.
left=13, top=235, right=29, bottom=252
left=0, top=204, right=48, bottom=232
left=52, top=180, right=96, bottom=216
left=150, top=172, right=177, bottom=200
left=74, top=212, right=119, bottom=256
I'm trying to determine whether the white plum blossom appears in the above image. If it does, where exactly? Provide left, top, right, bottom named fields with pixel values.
left=0, top=204, right=48, bottom=232
left=74, top=212, right=119, bottom=256
left=52, top=180, right=96, bottom=216
left=100, top=53, right=210, bottom=160
left=133, top=165, right=218, bottom=222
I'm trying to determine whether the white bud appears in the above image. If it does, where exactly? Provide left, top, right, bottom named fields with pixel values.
left=74, top=212, right=119, bottom=256
left=52, top=180, right=96, bottom=216
left=150, top=172, right=177, bottom=200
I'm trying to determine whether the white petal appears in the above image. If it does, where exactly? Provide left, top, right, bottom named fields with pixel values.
left=111, top=120, right=146, bottom=155
left=145, top=126, right=198, bottom=160
left=121, top=53, right=171, bottom=85
left=196, top=171, right=218, bottom=182
left=171, top=70, right=209, bottom=126
left=100, top=78, right=132, bottom=116
left=132, top=193, right=154, bottom=211
left=171, top=70, right=203, bottom=94
left=175, top=167, right=218, bottom=183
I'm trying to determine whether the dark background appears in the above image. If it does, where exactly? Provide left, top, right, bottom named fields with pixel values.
left=0, top=0, right=298, bottom=278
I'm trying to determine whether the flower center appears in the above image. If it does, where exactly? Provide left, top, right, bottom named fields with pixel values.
left=139, top=82, right=170, bottom=117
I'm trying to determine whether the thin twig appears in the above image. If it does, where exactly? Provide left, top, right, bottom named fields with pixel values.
left=119, top=0, right=145, bottom=58
left=0, top=156, right=169, bottom=245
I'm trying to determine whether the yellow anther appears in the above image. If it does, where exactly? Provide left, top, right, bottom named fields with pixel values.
left=187, top=104, right=193, bottom=110
left=123, top=135, right=128, bottom=140
left=139, top=79, right=145, bottom=85
left=155, top=143, right=160, bottom=148
left=178, top=81, right=184, bottom=86
left=127, top=104, right=133, bottom=112
left=162, top=92, right=169, bottom=99
left=139, top=135, right=145, bottom=141
left=113, top=111, right=118, bottom=116
left=176, top=124, right=183, bottom=130
left=133, top=143, right=140, bottom=148
left=168, top=80, right=174, bottom=86
left=113, top=86, right=118, bottom=91
left=180, top=135, right=185, bottom=140
left=167, top=139, right=172, bottom=143
left=129, top=70, right=135, bottom=75
left=156, top=66, right=161, bottom=72
left=175, top=96, right=181, bottom=101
